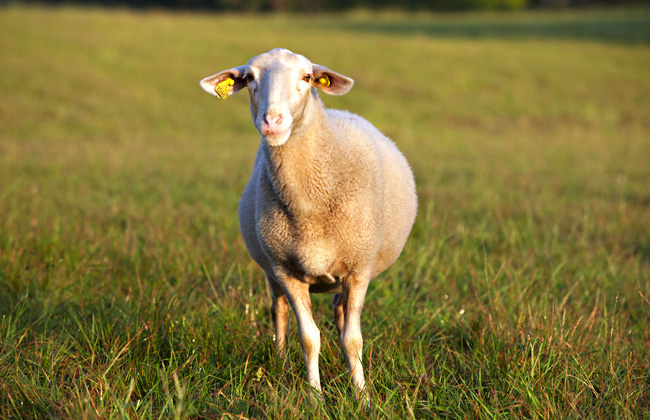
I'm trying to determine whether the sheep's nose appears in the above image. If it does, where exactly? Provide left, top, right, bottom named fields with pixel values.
left=264, top=112, right=283, bottom=128
left=261, top=112, right=284, bottom=135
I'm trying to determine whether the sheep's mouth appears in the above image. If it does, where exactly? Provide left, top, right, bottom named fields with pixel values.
left=262, top=130, right=291, bottom=147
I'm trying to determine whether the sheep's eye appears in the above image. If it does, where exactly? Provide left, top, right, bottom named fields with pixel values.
left=303, top=74, right=312, bottom=82
left=244, top=74, right=254, bottom=83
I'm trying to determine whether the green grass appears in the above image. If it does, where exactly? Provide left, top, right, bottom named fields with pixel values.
left=1, top=5, right=649, bottom=419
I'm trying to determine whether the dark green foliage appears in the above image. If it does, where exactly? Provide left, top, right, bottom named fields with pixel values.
left=10, top=0, right=649, bottom=12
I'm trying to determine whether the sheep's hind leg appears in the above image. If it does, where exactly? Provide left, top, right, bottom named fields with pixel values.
left=332, top=293, right=345, bottom=337
left=340, top=274, right=371, bottom=401
left=267, top=274, right=290, bottom=357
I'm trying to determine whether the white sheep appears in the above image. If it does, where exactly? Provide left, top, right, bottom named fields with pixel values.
left=200, top=48, right=417, bottom=399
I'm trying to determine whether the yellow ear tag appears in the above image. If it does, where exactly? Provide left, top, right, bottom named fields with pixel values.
left=318, top=75, right=331, bottom=88
left=215, top=78, right=234, bottom=99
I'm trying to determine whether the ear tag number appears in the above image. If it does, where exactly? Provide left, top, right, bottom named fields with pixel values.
left=215, top=78, right=234, bottom=99
left=318, top=75, right=331, bottom=88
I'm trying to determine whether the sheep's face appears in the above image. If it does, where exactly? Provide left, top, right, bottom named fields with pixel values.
left=200, top=48, right=354, bottom=147
left=245, top=49, right=315, bottom=147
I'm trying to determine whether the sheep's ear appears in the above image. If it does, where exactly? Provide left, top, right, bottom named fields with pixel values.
left=312, top=65, right=354, bottom=96
left=200, top=65, right=247, bottom=99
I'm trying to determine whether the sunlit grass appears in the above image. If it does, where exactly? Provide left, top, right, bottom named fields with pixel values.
left=1, top=5, right=649, bottom=419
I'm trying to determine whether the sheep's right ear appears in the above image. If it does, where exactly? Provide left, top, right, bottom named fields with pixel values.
left=200, top=65, right=247, bottom=99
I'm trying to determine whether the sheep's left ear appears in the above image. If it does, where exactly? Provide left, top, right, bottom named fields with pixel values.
left=312, top=65, right=354, bottom=96
left=200, top=65, right=247, bottom=99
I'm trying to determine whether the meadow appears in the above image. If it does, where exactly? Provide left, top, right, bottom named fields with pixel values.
left=1, top=6, right=649, bottom=419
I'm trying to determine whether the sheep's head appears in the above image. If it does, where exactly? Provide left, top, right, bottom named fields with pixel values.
left=200, top=48, right=354, bottom=147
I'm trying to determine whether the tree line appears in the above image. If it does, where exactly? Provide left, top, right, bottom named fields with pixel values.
left=11, top=0, right=644, bottom=12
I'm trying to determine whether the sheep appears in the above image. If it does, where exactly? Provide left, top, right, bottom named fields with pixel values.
left=199, top=48, right=417, bottom=399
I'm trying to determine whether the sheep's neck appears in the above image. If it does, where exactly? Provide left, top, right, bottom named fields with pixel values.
left=264, top=100, right=336, bottom=216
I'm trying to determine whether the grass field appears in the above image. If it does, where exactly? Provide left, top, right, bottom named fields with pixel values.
left=1, top=5, right=649, bottom=419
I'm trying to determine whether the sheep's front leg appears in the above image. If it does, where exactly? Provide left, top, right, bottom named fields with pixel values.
left=338, top=274, right=371, bottom=399
left=278, top=274, right=322, bottom=394
left=266, top=274, right=290, bottom=357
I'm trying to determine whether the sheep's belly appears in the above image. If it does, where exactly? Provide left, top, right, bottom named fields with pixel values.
left=291, top=239, right=348, bottom=292
left=295, top=242, right=337, bottom=278
left=256, top=207, right=351, bottom=292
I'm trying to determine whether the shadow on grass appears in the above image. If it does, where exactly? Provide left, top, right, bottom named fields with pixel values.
left=321, top=10, right=650, bottom=45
